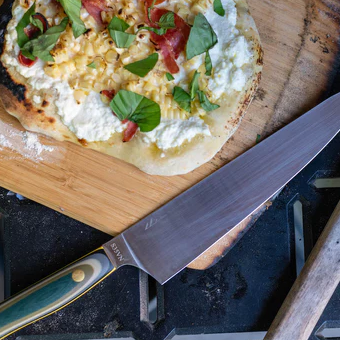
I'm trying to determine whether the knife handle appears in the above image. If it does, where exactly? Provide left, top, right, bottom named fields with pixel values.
left=0, top=248, right=115, bottom=339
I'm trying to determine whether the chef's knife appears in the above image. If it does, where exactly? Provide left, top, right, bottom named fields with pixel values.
left=0, top=93, right=340, bottom=339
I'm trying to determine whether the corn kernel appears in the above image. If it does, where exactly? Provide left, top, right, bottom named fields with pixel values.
left=73, top=89, right=87, bottom=103
left=105, top=50, right=118, bottom=63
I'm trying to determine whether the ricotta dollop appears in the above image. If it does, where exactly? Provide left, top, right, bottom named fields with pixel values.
left=205, top=0, right=253, bottom=98
left=142, top=117, right=211, bottom=150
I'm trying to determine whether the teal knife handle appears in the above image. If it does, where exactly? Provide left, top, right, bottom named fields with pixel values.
left=0, top=248, right=115, bottom=339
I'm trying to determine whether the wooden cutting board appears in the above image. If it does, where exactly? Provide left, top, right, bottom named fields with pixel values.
left=0, top=0, right=339, bottom=270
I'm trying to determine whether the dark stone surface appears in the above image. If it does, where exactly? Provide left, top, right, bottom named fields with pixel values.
left=0, top=23, right=340, bottom=339
left=0, top=131, right=339, bottom=340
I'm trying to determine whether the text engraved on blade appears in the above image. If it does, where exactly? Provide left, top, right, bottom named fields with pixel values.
left=145, top=215, right=166, bottom=230
left=110, top=243, right=124, bottom=262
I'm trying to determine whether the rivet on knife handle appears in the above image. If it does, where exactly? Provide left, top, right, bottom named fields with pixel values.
left=0, top=248, right=115, bottom=339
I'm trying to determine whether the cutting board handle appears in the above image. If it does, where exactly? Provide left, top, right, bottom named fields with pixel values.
left=264, top=200, right=340, bottom=340
left=0, top=248, right=115, bottom=339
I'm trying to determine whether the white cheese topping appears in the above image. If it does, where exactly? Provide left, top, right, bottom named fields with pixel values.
left=174, top=54, right=204, bottom=89
left=142, top=117, right=211, bottom=150
left=205, top=0, right=253, bottom=98
left=56, top=90, right=126, bottom=141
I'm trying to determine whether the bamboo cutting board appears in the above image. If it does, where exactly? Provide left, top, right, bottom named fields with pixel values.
left=0, top=0, right=339, bottom=269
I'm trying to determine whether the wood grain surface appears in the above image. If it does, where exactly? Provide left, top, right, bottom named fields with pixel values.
left=264, top=200, right=340, bottom=340
left=0, top=0, right=339, bottom=270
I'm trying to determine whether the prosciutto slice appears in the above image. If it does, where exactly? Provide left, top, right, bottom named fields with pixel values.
left=82, top=0, right=108, bottom=24
left=144, top=4, right=190, bottom=73
left=123, top=121, right=138, bottom=142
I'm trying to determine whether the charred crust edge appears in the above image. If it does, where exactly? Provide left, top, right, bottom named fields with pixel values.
left=0, top=0, right=27, bottom=102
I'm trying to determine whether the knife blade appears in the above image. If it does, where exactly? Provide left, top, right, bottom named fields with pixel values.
left=0, top=93, right=339, bottom=339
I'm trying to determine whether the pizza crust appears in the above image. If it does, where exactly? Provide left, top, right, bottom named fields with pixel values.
left=0, top=0, right=263, bottom=176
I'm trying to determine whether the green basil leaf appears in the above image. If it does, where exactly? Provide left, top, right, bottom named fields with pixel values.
left=110, top=89, right=161, bottom=132
left=197, top=90, right=220, bottom=111
left=21, top=17, right=69, bottom=62
left=124, top=53, right=158, bottom=77
left=108, top=16, right=130, bottom=32
left=189, top=71, right=200, bottom=100
left=109, top=31, right=136, bottom=48
left=173, top=86, right=191, bottom=113
left=256, top=134, right=261, bottom=144
left=30, top=15, right=44, bottom=32
left=138, top=12, right=175, bottom=36
left=166, top=72, right=174, bottom=81
left=108, top=17, right=136, bottom=48
left=138, top=26, right=167, bottom=35
left=21, top=48, right=36, bottom=60
left=213, top=0, right=225, bottom=16
left=158, top=12, right=175, bottom=28
left=16, top=2, right=36, bottom=48
left=186, top=13, right=218, bottom=60
left=57, top=0, right=86, bottom=38
left=147, top=0, right=157, bottom=22
left=87, top=61, right=96, bottom=69
left=205, top=50, right=212, bottom=76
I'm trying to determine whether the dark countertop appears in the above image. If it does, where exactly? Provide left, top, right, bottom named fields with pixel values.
left=1, top=65, right=340, bottom=340
left=0, top=129, right=339, bottom=340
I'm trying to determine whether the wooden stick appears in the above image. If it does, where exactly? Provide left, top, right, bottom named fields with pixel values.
left=264, top=200, right=340, bottom=340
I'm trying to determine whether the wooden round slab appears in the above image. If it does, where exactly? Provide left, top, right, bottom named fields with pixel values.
left=0, top=0, right=339, bottom=270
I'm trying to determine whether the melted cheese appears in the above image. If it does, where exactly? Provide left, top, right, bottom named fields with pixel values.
left=205, top=0, right=253, bottom=98
left=142, top=117, right=211, bottom=150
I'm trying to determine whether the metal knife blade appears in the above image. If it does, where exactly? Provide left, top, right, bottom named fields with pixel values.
left=1, top=95, right=340, bottom=340
left=103, top=93, right=340, bottom=284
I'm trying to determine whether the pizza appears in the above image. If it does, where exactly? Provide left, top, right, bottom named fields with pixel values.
left=0, top=0, right=263, bottom=175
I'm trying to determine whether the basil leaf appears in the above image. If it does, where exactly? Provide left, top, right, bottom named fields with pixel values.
left=21, top=17, right=69, bottom=62
left=139, top=12, right=175, bottom=36
left=256, top=134, right=261, bottom=144
left=108, top=17, right=136, bottom=48
left=147, top=0, right=157, bottom=22
left=30, top=15, right=44, bottom=32
left=158, top=12, right=175, bottom=28
left=197, top=90, right=220, bottom=111
left=16, top=2, right=36, bottom=48
left=87, top=61, right=96, bottom=69
left=110, top=90, right=161, bottom=132
left=186, top=13, right=218, bottom=60
left=173, top=86, right=191, bottom=113
left=110, top=31, right=136, bottom=48
left=189, top=71, right=200, bottom=100
left=166, top=72, right=174, bottom=81
left=124, top=53, right=158, bottom=77
left=138, top=26, right=167, bottom=35
left=57, top=0, right=86, bottom=38
left=21, top=48, right=36, bottom=60
left=213, top=0, right=225, bottom=16
left=108, top=16, right=130, bottom=32
left=205, top=50, right=212, bottom=76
